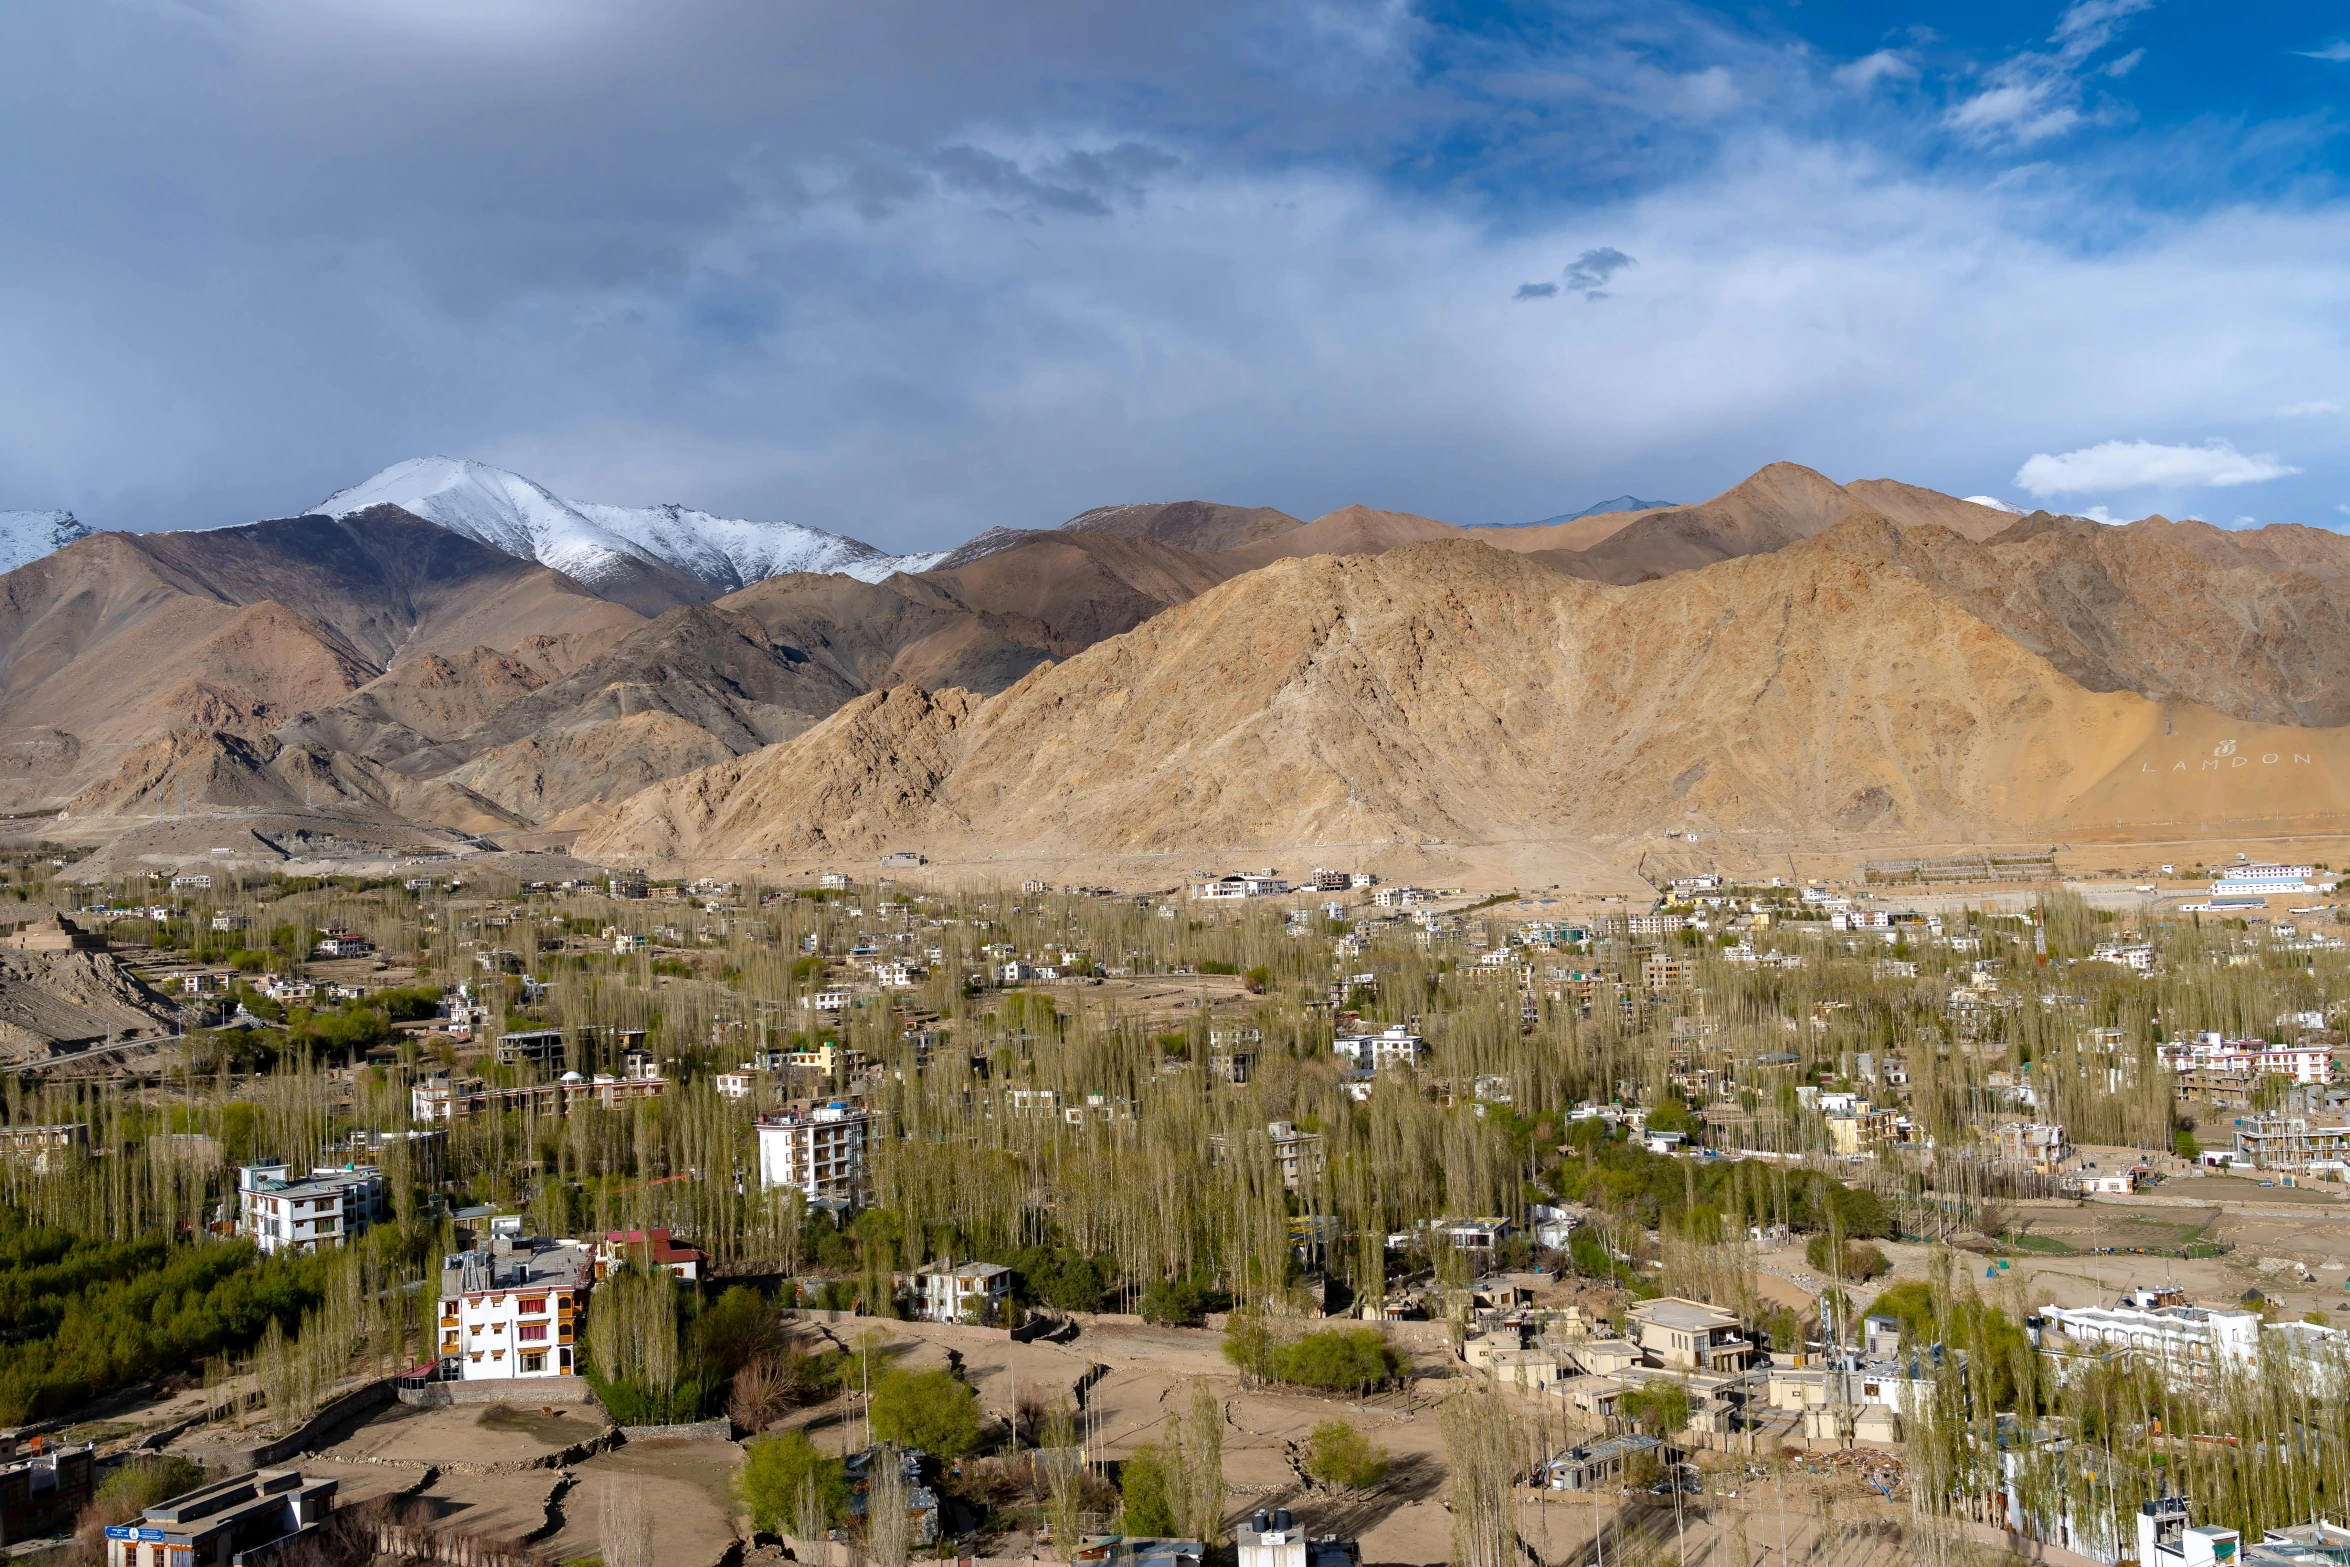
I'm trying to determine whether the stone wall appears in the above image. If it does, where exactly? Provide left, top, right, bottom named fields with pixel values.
left=179, top=1375, right=397, bottom=1474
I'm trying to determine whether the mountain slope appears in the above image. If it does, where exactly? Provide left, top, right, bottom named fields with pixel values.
left=1540, top=463, right=2026, bottom=583
left=0, top=513, right=640, bottom=815
left=1811, top=513, right=2350, bottom=727
left=315, top=457, right=949, bottom=612
left=1511, top=495, right=1677, bottom=527
left=0, top=512, right=90, bottom=576
left=585, top=533, right=2342, bottom=867
left=1060, top=500, right=1303, bottom=553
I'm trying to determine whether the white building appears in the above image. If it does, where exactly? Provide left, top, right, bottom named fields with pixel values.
left=2213, top=863, right=2318, bottom=897
left=1333, top=1025, right=1427, bottom=1071
left=236, top=1161, right=387, bottom=1255
left=2163, top=1033, right=2332, bottom=1086
left=2037, top=1301, right=2260, bottom=1384
left=756, top=1102, right=872, bottom=1202
left=907, top=1260, right=1013, bottom=1323
left=438, top=1237, right=592, bottom=1381
left=1196, top=871, right=1290, bottom=900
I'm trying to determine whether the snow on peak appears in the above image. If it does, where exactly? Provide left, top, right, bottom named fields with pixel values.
left=1963, top=495, right=2026, bottom=515
left=0, top=510, right=91, bottom=575
left=313, top=457, right=945, bottom=591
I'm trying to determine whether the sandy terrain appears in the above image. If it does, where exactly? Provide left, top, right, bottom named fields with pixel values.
left=539, top=1440, right=744, bottom=1567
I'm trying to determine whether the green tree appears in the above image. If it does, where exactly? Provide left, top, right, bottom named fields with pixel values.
left=869, top=1367, right=979, bottom=1457
left=1305, top=1420, right=1390, bottom=1488
left=1267, top=1328, right=1402, bottom=1394
left=736, top=1430, right=849, bottom=1536
left=1619, top=1381, right=1689, bottom=1435
left=1119, top=1443, right=1177, bottom=1535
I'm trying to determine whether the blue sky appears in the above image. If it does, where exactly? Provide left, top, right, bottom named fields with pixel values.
left=1, top=0, right=2345, bottom=546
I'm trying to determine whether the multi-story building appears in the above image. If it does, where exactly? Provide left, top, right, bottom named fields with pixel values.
left=1988, top=1121, right=2072, bottom=1173
left=1641, top=954, right=1696, bottom=993
left=409, top=1057, right=668, bottom=1123
left=494, top=1024, right=648, bottom=1067
left=438, top=1236, right=592, bottom=1381
left=755, top=1101, right=871, bottom=1202
left=1333, top=1025, right=1427, bottom=1071
left=236, top=1161, right=387, bottom=1255
left=2212, top=863, right=2319, bottom=897
left=2165, top=1034, right=2331, bottom=1088
left=2036, top=1302, right=2261, bottom=1384
left=0, top=1443, right=91, bottom=1545
left=1628, top=1297, right=1757, bottom=1373
left=101, top=1469, right=337, bottom=1567
left=2232, top=1115, right=2350, bottom=1170
left=0, top=1123, right=86, bottom=1173
left=906, top=1260, right=1012, bottom=1323
left=1266, top=1120, right=1326, bottom=1192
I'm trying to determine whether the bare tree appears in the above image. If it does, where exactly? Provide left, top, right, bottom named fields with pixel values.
left=1443, top=1381, right=1523, bottom=1567
left=867, top=1443, right=912, bottom=1567
left=600, top=1477, right=657, bottom=1567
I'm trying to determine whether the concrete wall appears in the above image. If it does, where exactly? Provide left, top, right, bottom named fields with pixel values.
left=396, top=1375, right=599, bottom=1409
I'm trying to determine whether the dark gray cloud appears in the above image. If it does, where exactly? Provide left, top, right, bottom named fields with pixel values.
left=1515, top=281, right=1561, bottom=299
left=1562, top=247, right=1636, bottom=297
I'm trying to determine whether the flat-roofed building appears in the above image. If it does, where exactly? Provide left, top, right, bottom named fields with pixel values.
left=755, top=1101, right=871, bottom=1201
left=236, top=1160, right=387, bottom=1255
left=102, top=1468, right=336, bottom=1567
left=1628, top=1296, right=1756, bottom=1373
left=0, top=1442, right=91, bottom=1545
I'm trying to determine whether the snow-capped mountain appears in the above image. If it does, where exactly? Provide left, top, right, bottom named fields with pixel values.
left=0, top=510, right=91, bottom=575
left=313, top=457, right=947, bottom=593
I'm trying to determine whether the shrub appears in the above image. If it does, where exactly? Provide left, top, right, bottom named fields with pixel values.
left=1118, top=1442, right=1177, bottom=1535
left=1267, top=1328, right=1402, bottom=1394
left=1139, top=1278, right=1219, bottom=1326
left=736, top=1429, right=849, bottom=1536
left=869, top=1367, right=979, bottom=1457
left=1619, top=1381, right=1690, bottom=1434
left=1304, top=1420, right=1389, bottom=1488
left=1804, top=1233, right=1889, bottom=1282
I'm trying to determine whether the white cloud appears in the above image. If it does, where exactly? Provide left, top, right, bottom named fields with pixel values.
left=2297, top=42, right=2350, bottom=62
left=2081, top=506, right=2124, bottom=524
left=2278, top=400, right=2343, bottom=417
left=2015, top=440, right=2302, bottom=497
left=1963, top=494, right=2024, bottom=513
left=1833, top=50, right=1916, bottom=91
left=1948, top=0, right=2152, bottom=147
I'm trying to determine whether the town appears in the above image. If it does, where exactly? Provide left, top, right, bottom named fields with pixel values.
left=0, top=847, right=2346, bottom=1567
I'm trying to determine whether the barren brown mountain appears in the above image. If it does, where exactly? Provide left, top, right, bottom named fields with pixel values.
left=1224, top=504, right=1463, bottom=569
left=580, top=533, right=2350, bottom=869
left=17, top=465, right=2350, bottom=871
left=1812, top=514, right=2350, bottom=726
left=1534, top=462, right=2028, bottom=583
left=0, top=510, right=638, bottom=817
left=1059, top=500, right=1304, bottom=552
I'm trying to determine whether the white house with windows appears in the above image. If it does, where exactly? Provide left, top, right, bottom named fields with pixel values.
left=907, top=1261, right=1013, bottom=1323
left=236, top=1161, right=387, bottom=1255
left=438, top=1237, right=592, bottom=1381
left=1333, top=1025, right=1428, bottom=1071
